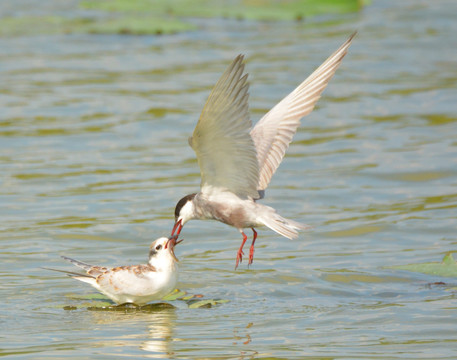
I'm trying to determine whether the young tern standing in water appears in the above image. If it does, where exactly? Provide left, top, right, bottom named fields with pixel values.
left=45, top=236, right=182, bottom=305
left=172, top=33, right=356, bottom=269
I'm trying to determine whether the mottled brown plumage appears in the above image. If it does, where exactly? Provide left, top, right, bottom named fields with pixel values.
left=46, top=236, right=182, bottom=305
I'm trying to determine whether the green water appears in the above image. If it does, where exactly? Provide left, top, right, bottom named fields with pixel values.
left=1, top=0, right=456, bottom=358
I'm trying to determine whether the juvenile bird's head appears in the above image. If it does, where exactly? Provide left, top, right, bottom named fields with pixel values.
left=149, top=235, right=183, bottom=266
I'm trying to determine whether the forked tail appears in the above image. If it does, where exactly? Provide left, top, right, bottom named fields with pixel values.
left=258, top=211, right=310, bottom=239
left=41, top=266, right=94, bottom=279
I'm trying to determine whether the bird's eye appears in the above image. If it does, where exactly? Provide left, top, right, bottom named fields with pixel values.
left=155, top=244, right=162, bottom=251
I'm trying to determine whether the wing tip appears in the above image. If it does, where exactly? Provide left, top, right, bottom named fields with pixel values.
left=235, top=53, right=245, bottom=61
left=338, top=31, right=357, bottom=55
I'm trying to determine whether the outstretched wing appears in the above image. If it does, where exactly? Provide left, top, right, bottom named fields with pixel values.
left=251, top=32, right=356, bottom=192
left=189, top=55, right=260, bottom=199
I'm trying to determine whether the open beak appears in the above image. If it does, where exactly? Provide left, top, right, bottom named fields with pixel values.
left=165, top=235, right=183, bottom=262
left=171, top=219, right=183, bottom=237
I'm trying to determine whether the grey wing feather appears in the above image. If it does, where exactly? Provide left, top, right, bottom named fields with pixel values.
left=251, top=32, right=356, bottom=192
left=189, top=55, right=260, bottom=199
left=61, top=255, right=107, bottom=276
left=61, top=255, right=95, bottom=271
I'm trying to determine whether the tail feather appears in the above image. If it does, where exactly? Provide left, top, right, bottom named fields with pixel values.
left=42, top=266, right=98, bottom=286
left=258, top=212, right=310, bottom=239
left=41, top=266, right=94, bottom=278
left=43, top=256, right=104, bottom=287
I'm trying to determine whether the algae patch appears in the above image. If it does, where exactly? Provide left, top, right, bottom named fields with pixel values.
left=81, top=0, right=365, bottom=21
left=0, top=0, right=366, bottom=37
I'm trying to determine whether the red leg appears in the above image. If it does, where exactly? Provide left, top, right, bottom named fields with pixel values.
left=235, top=231, right=248, bottom=270
left=248, top=228, right=257, bottom=266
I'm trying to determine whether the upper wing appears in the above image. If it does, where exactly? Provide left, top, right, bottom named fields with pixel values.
left=189, top=55, right=260, bottom=199
left=251, top=32, right=356, bottom=192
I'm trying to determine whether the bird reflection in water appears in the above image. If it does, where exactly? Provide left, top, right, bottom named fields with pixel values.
left=140, top=305, right=177, bottom=357
left=87, top=304, right=177, bottom=358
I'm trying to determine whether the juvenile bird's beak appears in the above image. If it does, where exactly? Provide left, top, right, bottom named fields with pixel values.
left=171, top=219, right=183, bottom=236
left=166, top=235, right=183, bottom=262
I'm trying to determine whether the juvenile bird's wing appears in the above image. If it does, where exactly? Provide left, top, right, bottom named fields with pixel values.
left=61, top=255, right=107, bottom=277
left=189, top=55, right=260, bottom=199
left=96, top=265, right=158, bottom=297
left=251, top=32, right=356, bottom=193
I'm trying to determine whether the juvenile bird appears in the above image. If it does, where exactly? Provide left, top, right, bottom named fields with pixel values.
left=46, top=236, right=182, bottom=306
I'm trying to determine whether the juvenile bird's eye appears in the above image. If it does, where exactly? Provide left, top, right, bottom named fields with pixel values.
left=155, top=244, right=162, bottom=251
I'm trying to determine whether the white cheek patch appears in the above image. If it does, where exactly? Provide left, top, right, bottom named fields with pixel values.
left=179, top=201, right=195, bottom=224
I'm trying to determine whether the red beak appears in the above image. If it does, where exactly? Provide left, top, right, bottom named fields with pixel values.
left=165, top=235, right=183, bottom=262
left=171, top=219, right=183, bottom=236
left=165, top=235, right=183, bottom=249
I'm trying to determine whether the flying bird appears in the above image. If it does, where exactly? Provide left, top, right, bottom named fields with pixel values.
left=172, top=33, right=356, bottom=269
left=45, top=236, right=182, bottom=305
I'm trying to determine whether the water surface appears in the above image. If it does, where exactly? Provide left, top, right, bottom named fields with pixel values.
left=1, top=0, right=457, bottom=358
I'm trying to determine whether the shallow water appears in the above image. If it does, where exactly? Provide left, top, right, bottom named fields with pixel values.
left=1, top=0, right=457, bottom=358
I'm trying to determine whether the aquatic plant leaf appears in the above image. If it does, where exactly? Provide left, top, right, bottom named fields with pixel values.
left=62, top=301, right=113, bottom=310
left=62, top=300, right=176, bottom=311
left=62, top=289, right=227, bottom=310
left=162, top=289, right=188, bottom=301
left=387, top=253, right=457, bottom=278
left=87, top=302, right=175, bottom=312
left=66, top=293, right=111, bottom=301
left=187, top=299, right=230, bottom=309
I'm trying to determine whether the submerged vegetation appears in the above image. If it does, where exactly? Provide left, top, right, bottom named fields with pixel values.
left=0, top=0, right=366, bottom=36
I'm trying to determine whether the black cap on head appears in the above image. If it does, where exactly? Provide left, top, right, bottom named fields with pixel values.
left=174, top=193, right=197, bottom=220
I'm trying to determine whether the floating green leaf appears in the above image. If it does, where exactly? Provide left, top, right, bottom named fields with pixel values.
left=187, top=299, right=230, bottom=309
left=62, top=301, right=113, bottom=310
left=61, top=289, right=229, bottom=310
left=65, top=293, right=111, bottom=301
left=386, top=252, right=457, bottom=278
left=87, top=302, right=175, bottom=312
left=162, top=289, right=188, bottom=301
